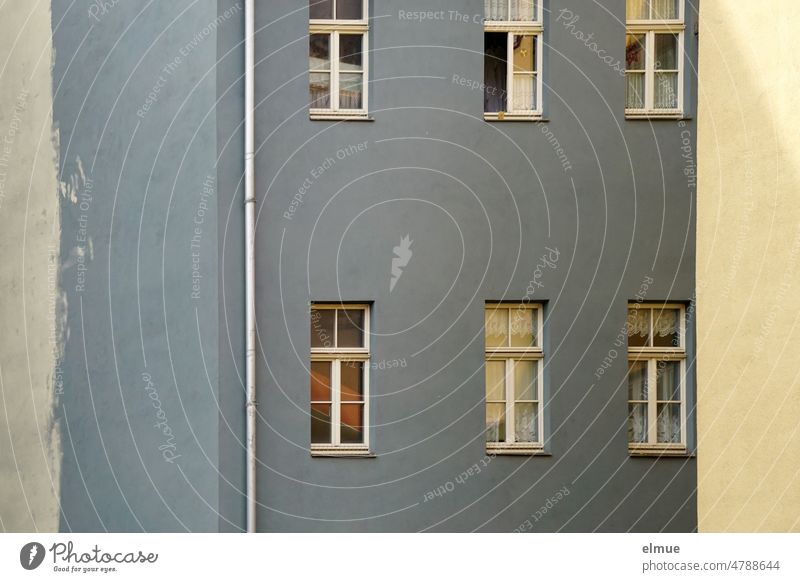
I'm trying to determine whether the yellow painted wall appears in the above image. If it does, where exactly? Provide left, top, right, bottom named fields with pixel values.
left=0, top=2, right=62, bottom=531
left=697, top=0, right=800, bottom=531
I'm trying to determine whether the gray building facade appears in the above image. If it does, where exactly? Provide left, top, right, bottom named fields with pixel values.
left=8, top=0, right=698, bottom=532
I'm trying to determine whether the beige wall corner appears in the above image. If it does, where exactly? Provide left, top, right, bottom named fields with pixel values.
left=697, top=0, right=800, bottom=532
left=0, top=2, right=62, bottom=531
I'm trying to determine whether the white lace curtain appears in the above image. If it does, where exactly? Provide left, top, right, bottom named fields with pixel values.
left=485, top=0, right=535, bottom=21
left=627, top=309, right=679, bottom=338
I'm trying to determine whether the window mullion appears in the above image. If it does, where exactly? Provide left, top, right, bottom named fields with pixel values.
left=332, top=32, right=340, bottom=111
left=648, top=359, right=658, bottom=444
left=646, top=31, right=655, bottom=110
left=507, top=32, right=514, bottom=113
left=506, top=359, right=515, bottom=443
left=332, top=359, right=341, bottom=445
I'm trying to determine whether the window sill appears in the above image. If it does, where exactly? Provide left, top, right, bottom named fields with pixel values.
left=487, top=444, right=548, bottom=456
left=625, top=111, right=685, bottom=120
left=310, top=446, right=375, bottom=458
left=484, top=113, right=544, bottom=122
left=309, top=113, right=373, bottom=122
left=628, top=445, right=692, bottom=457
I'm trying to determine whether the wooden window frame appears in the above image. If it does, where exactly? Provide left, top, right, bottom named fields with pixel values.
left=485, top=303, right=545, bottom=454
left=309, top=0, right=369, bottom=119
left=625, top=0, right=685, bottom=118
left=627, top=303, right=688, bottom=455
left=484, top=1, right=544, bottom=121
left=310, top=303, right=372, bottom=456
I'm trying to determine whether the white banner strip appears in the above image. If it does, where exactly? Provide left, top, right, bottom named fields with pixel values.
left=1, top=533, right=798, bottom=580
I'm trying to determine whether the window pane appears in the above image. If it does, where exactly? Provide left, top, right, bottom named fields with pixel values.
left=626, top=0, right=649, bottom=20
left=514, top=360, right=537, bottom=401
left=656, top=403, right=681, bottom=443
left=485, top=360, right=506, bottom=401
left=626, top=73, right=645, bottom=109
left=311, top=404, right=332, bottom=443
left=309, top=34, right=330, bottom=70
left=486, top=403, right=506, bottom=442
left=339, top=73, right=363, bottom=109
left=511, top=0, right=535, bottom=21
left=513, top=35, right=535, bottom=72
left=655, top=72, right=678, bottom=109
left=626, top=34, right=646, bottom=70
left=310, top=361, right=332, bottom=401
left=340, top=361, right=364, bottom=401
left=515, top=402, right=538, bottom=442
left=337, top=309, right=364, bottom=347
left=512, top=74, right=535, bottom=111
left=484, top=0, right=508, bottom=21
left=652, top=0, right=678, bottom=20
left=655, top=34, right=678, bottom=70
left=628, top=404, right=648, bottom=443
left=628, top=360, right=648, bottom=400
left=340, top=404, right=364, bottom=443
left=485, top=307, right=509, bottom=347
left=510, top=308, right=536, bottom=347
left=309, top=0, right=332, bottom=19
left=627, top=308, right=650, bottom=347
left=336, top=0, right=362, bottom=20
left=339, top=34, right=362, bottom=71
left=653, top=308, right=680, bottom=347
left=310, top=72, right=331, bottom=108
left=311, top=308, right=335, bottom=347
left=656, top=360, right=681, bottom=400
left=484, top=33, right=508, bottom=113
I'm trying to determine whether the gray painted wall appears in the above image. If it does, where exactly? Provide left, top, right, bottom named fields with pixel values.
left=50, top=0, right=244, bottom=532
left=252, top=0, right=698, bottom=532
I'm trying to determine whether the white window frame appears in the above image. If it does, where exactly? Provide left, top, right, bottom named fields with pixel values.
left=484, top=1, right=544, bottom=121
left=309, top=0, right=369, bottom=119
left=310, top=303, right=371, bottom=456
left=485, top=303, right=545, bottom=454
left=627, top=303, right=687, bottom=454
left=625, top=0, right=685, bottom=118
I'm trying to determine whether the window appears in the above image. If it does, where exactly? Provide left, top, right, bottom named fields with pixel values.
left=483, top=0, right=543, bottom=120
left=310, top=304, right=371, bottom=455
left=627, top=304, right=687, bottom=453
left=485, top=304, right=544, bottom=453
left=625, top=0, right=684, bottom=117
left=309, top=0, right=368, bottom=119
